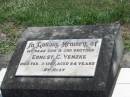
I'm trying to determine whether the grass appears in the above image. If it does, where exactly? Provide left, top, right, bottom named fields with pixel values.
left=0, top=0, right=130, bottom=25
left=0, top=0, right=130, bottom=54
left=0, top=22, right=24, bottom=54
left=122, top=24, right=130, bottom=51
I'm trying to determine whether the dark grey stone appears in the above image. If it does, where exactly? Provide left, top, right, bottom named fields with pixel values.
left=0, top=53, right=13, bottom=70
left=0, top=93, right=2, bottom=97
left=121, top=52, right=130, bottom=68
left=1, top=23, right=124, bottom=97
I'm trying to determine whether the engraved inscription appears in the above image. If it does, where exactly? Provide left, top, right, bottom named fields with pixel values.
left=16, top=39, right=102, bottom=77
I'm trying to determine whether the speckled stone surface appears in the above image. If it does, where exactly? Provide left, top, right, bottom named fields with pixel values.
left=0, top=53, right=13, bottom=70
left=121, top=52, right=130, bottom=68
left=1, top=23, right=124, bottom=97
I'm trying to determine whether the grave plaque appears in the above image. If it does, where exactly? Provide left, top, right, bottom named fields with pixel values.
left=16, top=39, right=102, bottom=77
left=1, top=24, right=124, bottom=97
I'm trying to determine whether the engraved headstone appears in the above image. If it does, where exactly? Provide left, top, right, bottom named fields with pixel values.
left=16, top=39, right=102, bottom=77
left=1, top=24, right=124, bottom=97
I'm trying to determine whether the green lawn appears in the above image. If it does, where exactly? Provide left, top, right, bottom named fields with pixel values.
left=0, top=0, right=130, bottom=26
left=0, top=0, right=130, bottom=54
